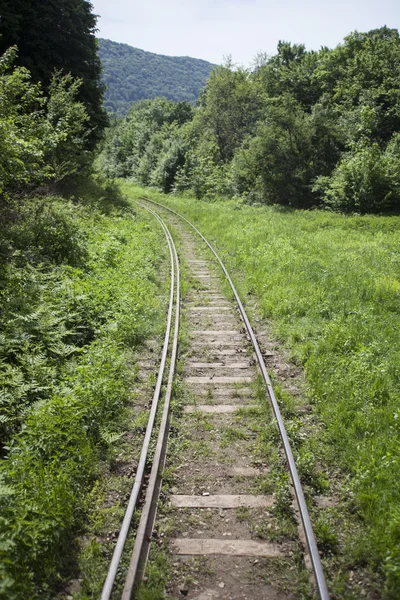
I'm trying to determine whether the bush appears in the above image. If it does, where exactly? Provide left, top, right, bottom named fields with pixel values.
left=0, top=339, right=130, bottom=599
left=30, top=200, right=88, bottom=265
left=315, top=137, right=400, bottom=213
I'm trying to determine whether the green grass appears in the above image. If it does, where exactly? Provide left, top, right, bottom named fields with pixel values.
left=123, top=183, right=400, bottom=597
left=0, top=186, right=167, bottom=599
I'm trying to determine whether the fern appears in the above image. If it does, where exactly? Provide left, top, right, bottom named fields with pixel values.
left=0, top=475, right=15, bottom=498
left=99, top=427, right=124, bottom=445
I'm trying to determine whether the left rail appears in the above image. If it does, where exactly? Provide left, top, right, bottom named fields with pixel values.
left=121, top=205, right=180, bottom=598
left=101, top=204, right=180, bottom=600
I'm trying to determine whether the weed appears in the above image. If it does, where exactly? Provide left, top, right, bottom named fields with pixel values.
left=236, top=506, right=251, bottom=522
left=136, top=547, right=171, bottom=600
left=272, top=472, right=293, bottom=518
left=221, top=426, right=249, bottom=445
left=314, top=512, right=338, bottom=554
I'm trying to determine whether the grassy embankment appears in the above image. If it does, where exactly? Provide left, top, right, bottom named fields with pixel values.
left=122, top=183, right=400, bottom=598
left=0, top=183, right=167, bottom=599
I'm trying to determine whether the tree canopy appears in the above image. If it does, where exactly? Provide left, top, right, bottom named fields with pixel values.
left=0, top=47, right=90, bottom=196
left=0, top=0, right=107, bottom=147
left=98, top=27, right=400, bottom=214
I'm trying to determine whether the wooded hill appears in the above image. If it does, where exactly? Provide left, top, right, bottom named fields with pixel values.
left=99, top=28, right=400, bottom=214
left=98, top=38, right=215, bottom=115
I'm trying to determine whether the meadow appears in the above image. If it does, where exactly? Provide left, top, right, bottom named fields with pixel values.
left=123, top=183, right=400, bottom=597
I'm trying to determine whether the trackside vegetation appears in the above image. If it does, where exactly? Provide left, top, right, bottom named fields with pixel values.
left=121, top=184, right=400, bottom=598
left=0, top=187, right=166, bottom=598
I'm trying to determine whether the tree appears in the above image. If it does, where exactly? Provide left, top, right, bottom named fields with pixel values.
left=0, top=0, right=107, bottom=147
left=96, top=98, right=193, bottom=181
left=230, top=96, right=344, bottom=207
left=96, top=26, right=400, bottom=214
left=44, top=73, right=90, bottom=180
left=255, top=42, right=322, bottom=110
left=0, top=47, right=89, bottom=196
left=0, top=47, right=50, bottom=194
left=193, top=62, right=264, bottom=163
left=312, top=27, right=400, bottom=145
left=314, top=129, right=400, bottom=214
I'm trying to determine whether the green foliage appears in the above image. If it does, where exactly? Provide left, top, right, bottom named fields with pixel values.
left=0, top=47, right=51, bottom=193
left=255, top=41, right=322, bottom=109
left=174, top=139, right=231, bottom=199
left=96, top=97, right=194, bottom=192
left=0, top=188, right=165, bottom=598
left=98, top=39, right=214, bottom=115
left=0, top=48, right=90, bottom=196
left=192, top=61, right=264, bottom=163
left=314, top=135, right=400, bottom=213
left=169, top=62, right=264, bottom=199
left=313, top=27, right=400, bottom=145
left=27, top=200, right=89, bottom=265
left=44, top=73, right=90, bottom=180
left=230, top=96, right=343, bottom=207
left=148, top=125, right=189, bottom=193
left=100, top=26, right=400, bottom=213
left=0, top=0, right=107, bottom=148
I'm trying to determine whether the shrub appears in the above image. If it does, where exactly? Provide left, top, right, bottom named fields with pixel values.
left=30, top=200, right=88, bottom=265
left=315, top=138, right=400, bottom=213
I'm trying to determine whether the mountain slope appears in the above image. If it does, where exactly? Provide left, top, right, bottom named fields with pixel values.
left=98, top=38, right=215, bottom=115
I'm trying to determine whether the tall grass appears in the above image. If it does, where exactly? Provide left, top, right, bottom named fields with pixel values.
left=124, top=184, right=400, bottom=596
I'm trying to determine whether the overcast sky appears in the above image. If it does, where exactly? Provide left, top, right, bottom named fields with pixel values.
left=91, top=0, right=400, bottom=65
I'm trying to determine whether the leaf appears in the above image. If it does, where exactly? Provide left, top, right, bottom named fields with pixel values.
left=99, top=428, right=124, bottom=445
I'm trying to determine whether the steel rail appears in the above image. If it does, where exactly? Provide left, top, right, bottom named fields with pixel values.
left=121, top=204, right=180, bottom=599
left=140, top=197, right=330, bottom=600
left=101, top=207, right=177, bottom=600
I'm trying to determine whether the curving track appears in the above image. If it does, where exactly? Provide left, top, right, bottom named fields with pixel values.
left=101, top=199, right=329, bottom=600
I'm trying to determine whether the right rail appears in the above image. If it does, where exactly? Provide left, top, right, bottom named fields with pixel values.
left=141, top=197, right=330, bottom=600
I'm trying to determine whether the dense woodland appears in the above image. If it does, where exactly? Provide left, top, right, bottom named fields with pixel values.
left=99, top=39, right=215, bottom=115
left=99, top=27, right=400, bottom=214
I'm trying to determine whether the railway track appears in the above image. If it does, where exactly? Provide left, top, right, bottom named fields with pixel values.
left=101, top=199, right=329, bottom=600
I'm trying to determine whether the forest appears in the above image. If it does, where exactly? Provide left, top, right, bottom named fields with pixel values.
left=98, top=39, right=215, bottom=115
left=99, top=27, right=400, bottom=214
left=0, top=0, right=400, bottom=596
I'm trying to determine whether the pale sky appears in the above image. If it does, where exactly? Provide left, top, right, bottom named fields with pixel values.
left=91, top=0, right=400, bottom=65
